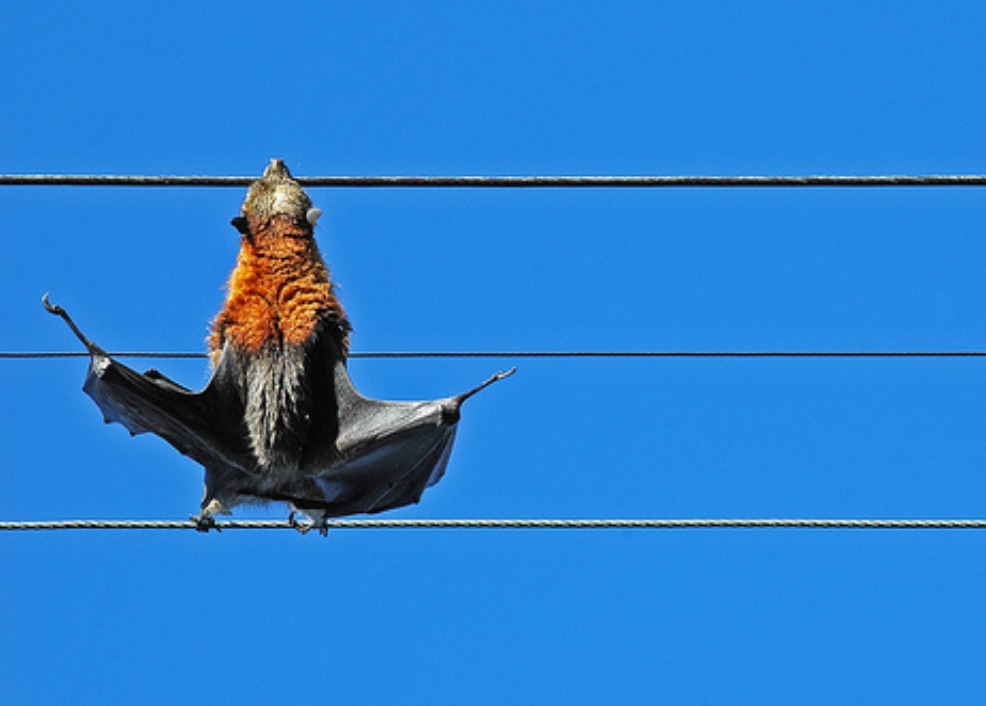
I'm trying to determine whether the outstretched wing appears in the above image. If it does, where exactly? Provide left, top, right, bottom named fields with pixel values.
left=82, top=341, right=256, bottom=477
left=45, top=296, right=255, bottom=480
left=273, top=356, right=513, bottom=518
left=310, top=360, right=462, bottom=515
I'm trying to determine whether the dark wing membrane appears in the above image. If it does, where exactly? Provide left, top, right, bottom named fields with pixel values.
left=82, top=346, right=255, bottom=475
left=306, top=424, right=458, bottom=516
left=300, top=359, right=462, bottom=515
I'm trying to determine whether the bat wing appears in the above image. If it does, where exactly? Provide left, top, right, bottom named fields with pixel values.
left=44, top=296, right=255, bottom=483
left=85, top=348, right=252, bottom=467
left=307, top=359, right=513, bottom=516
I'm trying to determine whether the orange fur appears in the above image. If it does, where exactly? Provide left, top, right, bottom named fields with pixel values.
left=209, top=217, right=348, bottom=364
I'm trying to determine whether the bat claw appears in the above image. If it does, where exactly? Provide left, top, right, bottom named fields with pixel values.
left=287, top=510, right=310, bottom=534
left=41, top=292, right=63, bottom=316
left=288, top=510, right=329, bottom=536
left=190, top=513, right=220, bottom=533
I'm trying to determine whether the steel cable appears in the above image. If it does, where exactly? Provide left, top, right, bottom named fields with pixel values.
left=3, top=518, right=986, bottom=531
left=5, top=174, right=986, bottom=188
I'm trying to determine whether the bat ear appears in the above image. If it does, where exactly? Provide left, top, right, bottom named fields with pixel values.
left=306, top=208, right=322, bottom=227
left=230, top=216, right=250, bottom=234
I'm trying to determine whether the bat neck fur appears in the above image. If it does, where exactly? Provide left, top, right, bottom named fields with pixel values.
left=210, top=160, right=349, bottom=357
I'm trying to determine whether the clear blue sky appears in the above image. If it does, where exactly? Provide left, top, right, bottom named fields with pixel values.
left=3, top=1, right=986, bottom=703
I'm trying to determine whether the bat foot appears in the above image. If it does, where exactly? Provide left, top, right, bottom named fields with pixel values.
left=189, top=513, right=220, bottom=533
left=288, top=510, right=329, bottom=536
left=192, top=497, right=231, bottom=532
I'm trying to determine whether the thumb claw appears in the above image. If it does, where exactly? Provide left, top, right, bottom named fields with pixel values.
left=42, top=292, right=63, bottom=315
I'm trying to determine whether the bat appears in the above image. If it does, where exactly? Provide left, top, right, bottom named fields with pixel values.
left=46, top=159, right=513, bottom=533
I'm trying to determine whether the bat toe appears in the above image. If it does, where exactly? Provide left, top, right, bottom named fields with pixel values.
left=189, top=513, right=219, bottom=533
left=288, top=508, right=329, bottom=536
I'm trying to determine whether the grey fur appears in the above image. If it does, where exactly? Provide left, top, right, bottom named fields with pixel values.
left=237, top=342, right=312, bottom=481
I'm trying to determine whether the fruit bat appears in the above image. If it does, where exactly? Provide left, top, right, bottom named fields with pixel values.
left=46, top=159, right=513, bottom=533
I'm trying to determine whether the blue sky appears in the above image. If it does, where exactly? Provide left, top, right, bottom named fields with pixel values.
left=3, top=1, right=986, bottom=702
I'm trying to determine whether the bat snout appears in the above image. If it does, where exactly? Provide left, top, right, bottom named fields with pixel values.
left=263, top=159, right=290, bottom=178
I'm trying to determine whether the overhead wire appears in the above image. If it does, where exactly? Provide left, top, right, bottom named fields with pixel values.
left=4, top=173, right=986, bottom=187
left=5, top=350, right=986, bottom=360
left=3, top=518, right=986, bottom=531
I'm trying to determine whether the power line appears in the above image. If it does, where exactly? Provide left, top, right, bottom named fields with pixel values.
left=1, top=351, right=205, bottom=359
left=5, top=349, right=986, bottom=360
left=2, top=518, right=986, bottom=531
left=4, top=174, right=986, bottom=188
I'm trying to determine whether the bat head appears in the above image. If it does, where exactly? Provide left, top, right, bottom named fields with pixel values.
left=237, top=159, right=319, bottom=232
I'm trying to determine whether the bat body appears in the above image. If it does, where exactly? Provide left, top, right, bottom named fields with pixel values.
left=47, top=160, right=512, bottom=532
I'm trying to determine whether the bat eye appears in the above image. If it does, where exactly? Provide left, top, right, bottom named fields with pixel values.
left=306, top=208, right=322, bottom=227
left=230, top=216, right=250, bottom=234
